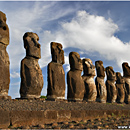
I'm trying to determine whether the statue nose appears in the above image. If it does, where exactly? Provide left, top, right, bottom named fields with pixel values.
left=37, top=43, right=41, bottom=48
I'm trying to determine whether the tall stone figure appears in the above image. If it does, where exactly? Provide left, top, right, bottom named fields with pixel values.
left=122, top=62, right=130, bottom=104
left=67, top=52, right=85, bottom=101
left=105, top=66, right=117, bottom=103
left=20, top=32, right=43, bottom=99
left=47, top=42, right=65, bottom=100
left=82, top=58, right=97, bottom=102
left=116, top=72, right=125, bottom=103
left=0, top=11, right=11, bottom=99
left=95, top=60, right=107, bottom=103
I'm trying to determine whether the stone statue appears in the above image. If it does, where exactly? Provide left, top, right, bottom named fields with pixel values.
left=20, top=32, right=43, bottom=99
left=122, top=62, right=130, bottom=104
left=82, top=58, right=97, bottom=102
left=95, top=60, right=107, bottom=103
left=0, top=11, right=11, bottom=99
left=116, top=72, right=125, bottom=103
left=67, top=52, right=85, bottom=101
left=105, top=66, right=117, bottom=103
left=47, top=42, right=65, bottom=100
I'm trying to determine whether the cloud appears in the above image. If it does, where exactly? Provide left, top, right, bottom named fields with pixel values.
left=1, top=1, right=76, bottom=70
left=1, top=2, right=130, bottom=72
left=51, top=11, right=130, bottom=70
left=10, top=71, right=20, bottom=78
left=10, top=81, right=20, bottom=86
left=1, top=2, right=129, bottom=99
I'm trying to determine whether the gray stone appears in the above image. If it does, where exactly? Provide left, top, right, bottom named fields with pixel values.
left=0, top=11, right=11, bottom=99
left=82, top=58, right=97, bottom=102
left=67, top=52, right=85, bottom=101
left=47, top=42, right=65, bottom=99
left=122, top=62, right=130, bottom=103
left=105, top=66, right=117, bottom=103
left=20, top=32, right=43, bottom=99
left=116, top=72, right=125, bottom=103
left=95, top=60, right=107, bottom=103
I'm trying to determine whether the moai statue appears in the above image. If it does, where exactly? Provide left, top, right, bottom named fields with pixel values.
left=20, top=32, right=43, bottom=99
left=47, top=42, right=65, bottom=100
left=0, top=11, right=11, bottom=99
left=116, top=72, right=125, bottom=103
left=105, top=66, right=117, bottom=103
left=67, top=52, right=85, bottom=101
left=95, top=60, right=107, bottom=103
left=82, top=58, right=97, bottom=102
left=122, top=62, right=130, bottom=104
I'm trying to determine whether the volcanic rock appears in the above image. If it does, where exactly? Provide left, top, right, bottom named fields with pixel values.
left=82, top=58, right=97, bottom=102
left=20, top=32, right=43, bottom=99
left=95, top=60, right=107, bottom=103
left=105, top=66, right=117, bottom=103
left=47, top=42, right=65, bottom=99
left=0, top=11, right=11, bottom=99
left=67, top=52, right=85, bottom=101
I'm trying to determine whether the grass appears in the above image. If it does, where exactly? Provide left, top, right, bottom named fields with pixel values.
left=60, top=107, right=64, bottom=110
left=79, top=121, right=85, bottom=124
left=40, top=95, right=47, bottom=99
left=111, top=113, right=116, bottom=117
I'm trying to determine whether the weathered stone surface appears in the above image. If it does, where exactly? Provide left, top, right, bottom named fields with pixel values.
left=0, top=110, right=10, bottom=128
left=10, top=111, right=45, bottom=127
left=51, top=42, right=64, bottom=64
left=116, top=72, right=125, bottom=103
left=47, top=42, right=65, bottom=99
left=122, top=62, right=130, bottom=103
left=47, top=62, right=65, bottom=99
left=67, top=52, right=85, bottom=101
left=82, top=58, right=97, bottom=102
left=0, top=11, right=9, bottom=46
left=95, top=60, right=107, bottom=103
left=105, top=66, right=117, bottom=103
left=0, top=11, right=11, bottom=99
left=20, top=32, right=43, bottom=99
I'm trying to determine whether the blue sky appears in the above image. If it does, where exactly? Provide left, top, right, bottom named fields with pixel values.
left=1, top=1, right=130, bottom=99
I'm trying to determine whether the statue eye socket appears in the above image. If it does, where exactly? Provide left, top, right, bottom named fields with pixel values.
left=3, top=26, right=6, bottom=30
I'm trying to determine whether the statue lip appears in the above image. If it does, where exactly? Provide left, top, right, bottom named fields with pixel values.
left=0, top=42, right=6, bottom=45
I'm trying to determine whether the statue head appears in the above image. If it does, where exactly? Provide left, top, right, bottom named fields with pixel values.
left=122, top=62, right=130, bottom=77
left=23, top=32, right=41, bottom=59
left=116, top=72, right=124, bottom=84
left=51, top=42, right=64, bottom=64
left=0, top=11, right=9, bottom=46
left=69, top=52, right=83, bottom=71
left=105, top=66, right=116, bottom=81
left=95, top=60, right=105, bottom=77
left=82, top=58, right=96, bottom=76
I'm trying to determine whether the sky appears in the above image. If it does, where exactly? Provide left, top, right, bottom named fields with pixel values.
left=0, top=1, right=130, bottom=99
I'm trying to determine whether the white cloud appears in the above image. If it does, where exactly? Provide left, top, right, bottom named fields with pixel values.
left=10, top=81, right=20, bottom=86
left=1, top=2, right=130, bottom=72
left=3, top=2, right=76, bottom=70
left=10, top=71, right=20, bottom=78
left=5, top=2, right=128, bottom=72
left=2, top=2, right=130, bottom=98
left=51, top=11, right=130, bottom=70
left=41, top=86, right=47, bottom=96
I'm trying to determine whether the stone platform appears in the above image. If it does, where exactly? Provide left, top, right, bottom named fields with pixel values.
left=0, top=99, right=130, bottom=128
